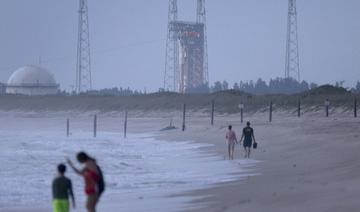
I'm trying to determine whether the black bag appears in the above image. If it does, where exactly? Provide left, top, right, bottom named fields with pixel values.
left=96, top=165, right=105, bottom=195
left=253, top=142, right=258, bottom=149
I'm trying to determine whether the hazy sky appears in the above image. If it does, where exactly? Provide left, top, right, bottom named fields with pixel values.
left=0, top=0, right=359, bottom=92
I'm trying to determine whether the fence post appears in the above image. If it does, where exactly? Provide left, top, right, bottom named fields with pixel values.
left=325, top=99, right=330, bottom=117
left=211, top=100, right=214, bottom=125
left=297, top=100, right=301, bottom=117
left=93, top=115, right=97, bottom=137
left=354, top=98, right=357, bottom=118
left=269, top=101, right=273, bottom=122
left=182, top=103, right=186, bottom=131
left=238, top=103, right=244, bottom=123
left=241, top=108, right=243, bottom=123
left=124, top=110, right=128, bottom=138
left=66, top=118, right=70, bottom=137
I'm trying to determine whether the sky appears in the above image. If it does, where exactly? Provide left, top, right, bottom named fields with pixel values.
left=0, top=0, right=359, bottom=92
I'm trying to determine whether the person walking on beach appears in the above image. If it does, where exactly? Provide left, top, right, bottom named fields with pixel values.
left=52, top=164, right=75, bottom=212
left=225, top=125, right=238, bottom=160
left=240, top=121, right=256, bottom=158
left=67, top=152, right=105, bottom=212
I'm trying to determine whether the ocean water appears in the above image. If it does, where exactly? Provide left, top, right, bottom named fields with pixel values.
left=0, top=130, right=258, bottom=211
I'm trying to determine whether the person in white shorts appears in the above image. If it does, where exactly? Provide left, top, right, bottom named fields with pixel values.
left=225, top=125, right=238, bottom=160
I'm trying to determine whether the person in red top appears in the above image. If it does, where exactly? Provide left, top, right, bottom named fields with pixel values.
left=67, top=152, right=104, bottom=212
left=225, top=125, right=238, bottom=160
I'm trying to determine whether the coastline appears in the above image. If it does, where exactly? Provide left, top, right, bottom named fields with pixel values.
left=0, top=113, right=258, bottom=212
left=1, top=110, right=360, bottom=212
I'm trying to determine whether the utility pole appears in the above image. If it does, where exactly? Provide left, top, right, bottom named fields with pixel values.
left=285, top=0, right=300, bottom=82
left=76, top=0, right=92, bottom=93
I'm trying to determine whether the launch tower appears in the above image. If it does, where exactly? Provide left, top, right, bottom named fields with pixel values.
left=164, top=0, right=209, bottom=93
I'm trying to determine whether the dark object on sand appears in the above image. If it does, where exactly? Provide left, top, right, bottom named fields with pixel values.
left=160, top=126, right=177, bottom=131
left=160, top=119, right=177, bottom=131
left=253, top=142, right=258, bottom=149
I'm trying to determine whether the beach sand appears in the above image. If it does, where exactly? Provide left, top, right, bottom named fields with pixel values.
left=1, top=110, right=360, bottom=211
left=154, top=112, right=360, bottom=212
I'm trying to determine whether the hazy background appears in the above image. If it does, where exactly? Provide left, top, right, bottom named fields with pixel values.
left=0, top=0, right=359, bottom=92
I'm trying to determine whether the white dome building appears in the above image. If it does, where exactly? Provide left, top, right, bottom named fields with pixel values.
left=6, top=65, right=59, bottom=95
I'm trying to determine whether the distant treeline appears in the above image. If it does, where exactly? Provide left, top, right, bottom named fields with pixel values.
left=59, top=78, right=360, bottom=96
left=74, top=87, right=146, bottom=96
left=2, top=78, right=360, bottom=96
left=201, top=78, right=360, bottom=95
left=211, top=78, right=315, bottom=95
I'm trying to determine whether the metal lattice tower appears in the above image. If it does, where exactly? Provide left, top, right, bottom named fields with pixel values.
left=197, top=0, right=209, bottom=86
left=76, top=0, right=92, bottom=93
left=285, top=0, right=300, bottom=82
left=164, top=0, right=179, bottom=92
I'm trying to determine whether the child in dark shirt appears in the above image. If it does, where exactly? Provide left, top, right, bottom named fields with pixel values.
left=52, top=164, right=76, bottom=212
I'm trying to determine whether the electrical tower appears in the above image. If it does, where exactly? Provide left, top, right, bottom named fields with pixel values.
left=164, top=0, right=209, bottom=93
left=76, top=0, right=92, bottom=93
left=285, top=0, right=300, bottom=82
left=164, top=0, right=179, bottom=92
